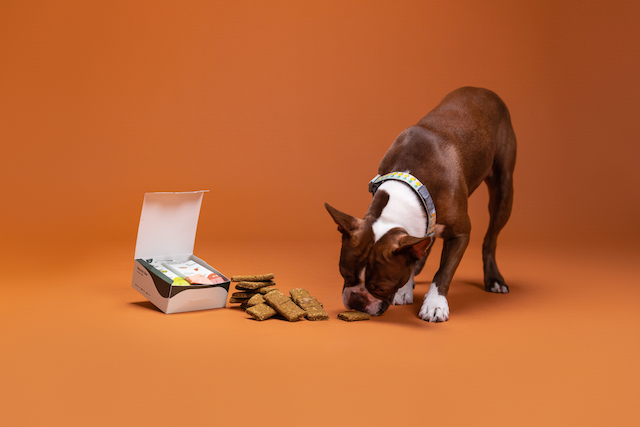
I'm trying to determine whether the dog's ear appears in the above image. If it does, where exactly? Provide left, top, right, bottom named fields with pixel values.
left=325, top=203, right=361, bottom=237
left=393, top=234, right=433, bottom=259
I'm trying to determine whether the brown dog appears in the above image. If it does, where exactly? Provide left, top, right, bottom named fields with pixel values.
left=325, top=87, right=516, bottom=322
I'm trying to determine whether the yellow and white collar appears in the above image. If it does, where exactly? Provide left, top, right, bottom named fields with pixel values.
left=368, top=172, right=437, bottom=238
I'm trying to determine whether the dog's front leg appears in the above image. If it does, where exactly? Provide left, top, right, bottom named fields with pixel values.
left=393, top=244, right=432, bottom=305
left=419, top=234, right=469, bottom=322
left=393, top=270, right=415, bottom=305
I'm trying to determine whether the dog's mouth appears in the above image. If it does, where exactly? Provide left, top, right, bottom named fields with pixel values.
left=343, top=286, right=390, bottom=316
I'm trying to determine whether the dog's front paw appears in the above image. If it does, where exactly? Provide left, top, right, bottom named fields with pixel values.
left=392, top=278, right=414, bottom=305
left=486, top=280, right=509, bottom=294
left=419, top=283, right=449, bottom=322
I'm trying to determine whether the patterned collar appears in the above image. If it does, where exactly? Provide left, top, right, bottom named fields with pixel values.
left=368, top=172, right=437, bottom=239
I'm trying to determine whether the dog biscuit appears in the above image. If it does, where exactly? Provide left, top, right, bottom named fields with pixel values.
left=234, top=281, right=276, bottom=290
left=247, top=294, right=266, bottom=307
left=231, top=274, right=275, bottom=282
left=290, top=288, right=329, bottom=321
left=246, top=303, right=277, bottom=321
left=338, top=311, right=371, bottom=322
left=258, top=286, right=278, bottom=295
left=263, top=290, right=306, bottom=321
left=231, top=291, right=255, bottom=300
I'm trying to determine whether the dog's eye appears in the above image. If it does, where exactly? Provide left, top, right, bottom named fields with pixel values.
left=369, top=282, right=384, bottom=293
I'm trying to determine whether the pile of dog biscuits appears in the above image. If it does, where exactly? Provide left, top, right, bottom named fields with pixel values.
left=228, top=273, right=329, bottom=321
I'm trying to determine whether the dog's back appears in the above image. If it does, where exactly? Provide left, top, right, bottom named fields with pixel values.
left=380, top=87, right=516, bottom=197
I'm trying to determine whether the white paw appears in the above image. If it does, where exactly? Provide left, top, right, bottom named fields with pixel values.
left=489, top=281, right=509, bottom=293
left=418, top=282, right=450, bottom=322
left=393, top=278, right=414, bottom=305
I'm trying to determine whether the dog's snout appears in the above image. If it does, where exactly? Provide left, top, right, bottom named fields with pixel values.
left=343, top=286, right=389, bottom=316
left=346, top=291, right=369, bottom=312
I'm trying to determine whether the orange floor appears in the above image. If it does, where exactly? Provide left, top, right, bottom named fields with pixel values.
left=2, top=238, right=639, bottom=426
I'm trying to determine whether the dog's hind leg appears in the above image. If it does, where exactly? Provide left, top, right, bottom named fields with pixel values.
left=482, top=121, right=516, bottom=293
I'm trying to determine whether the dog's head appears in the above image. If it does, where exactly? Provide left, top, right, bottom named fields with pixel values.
left=325, top=202, right=431, bottom=316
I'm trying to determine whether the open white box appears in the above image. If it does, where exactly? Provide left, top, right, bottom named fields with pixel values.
left=131, top=190, right=229, bottom=314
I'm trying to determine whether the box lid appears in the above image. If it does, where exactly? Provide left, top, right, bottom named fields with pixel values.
left=134, top=190, right=209, bottom=260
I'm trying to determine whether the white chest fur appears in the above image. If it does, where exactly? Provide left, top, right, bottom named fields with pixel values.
left=371, top=180, right=427, bottom=242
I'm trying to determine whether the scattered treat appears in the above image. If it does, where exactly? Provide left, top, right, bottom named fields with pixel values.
left=228, top=273, right=331, bottom=323
left=247, top=294, right=266, bottom=307
left=228, top=274, right=268, bottom=307
left=229, top=291, right=256, bottom=304
left=235, top=281, right=276, bottom=290
left=231, top=273, right=275, bottom=282
left=290, top=288, right=329, bottom=321
left=186, top=274, right=214, bottom=285
left=263, top=290, right=306, bottom=322
left=246, top=303, right=278, bottom=321
left=338, top=311, right=371, bottom=322
left=231, top=291, right=255, bottom=300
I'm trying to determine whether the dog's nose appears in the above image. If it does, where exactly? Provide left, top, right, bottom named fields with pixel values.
left=348, top=293, right=389, bottom=316
left=347, top=292, right=369, bottom=312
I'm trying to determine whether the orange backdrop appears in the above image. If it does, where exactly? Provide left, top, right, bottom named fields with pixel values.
left=1, top=2, right=639, bottom=426
left=2, top=0, right=639, bottom=250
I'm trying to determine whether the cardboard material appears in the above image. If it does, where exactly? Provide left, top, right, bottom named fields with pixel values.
left=131, top=190, right=229, bottom=313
